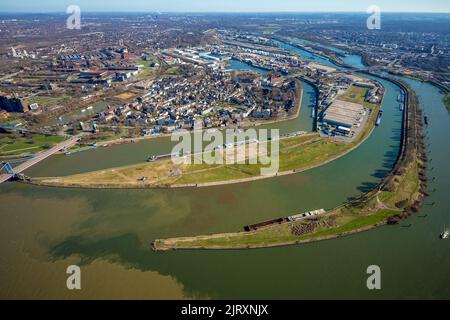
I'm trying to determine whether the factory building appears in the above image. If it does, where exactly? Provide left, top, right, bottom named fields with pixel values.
left=321, top=100, right=365, bottom=134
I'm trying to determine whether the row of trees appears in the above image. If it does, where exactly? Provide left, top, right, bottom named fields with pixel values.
left=383, top=80, right=428, bottom=224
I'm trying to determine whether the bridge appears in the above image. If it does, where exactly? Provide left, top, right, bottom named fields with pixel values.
left=0, top=135, right=80, bottom=184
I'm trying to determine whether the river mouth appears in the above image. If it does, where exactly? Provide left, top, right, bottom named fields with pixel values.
left=1, top=35, right=449, bottom=299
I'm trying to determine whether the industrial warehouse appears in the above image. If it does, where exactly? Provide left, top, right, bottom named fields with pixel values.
left=320, top=100, right=367, bottom=138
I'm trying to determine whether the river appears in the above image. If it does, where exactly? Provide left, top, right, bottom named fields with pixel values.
left=0, top=36, right=448, bottom=299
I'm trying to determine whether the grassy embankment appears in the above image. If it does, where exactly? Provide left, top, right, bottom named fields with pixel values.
left=444, top=94, right=450, bottom=114
left=0, top=133, right=65, bottom=156
left=33, top=86, right=379, bottom=188
left=153, top=154, right=421, bottom=250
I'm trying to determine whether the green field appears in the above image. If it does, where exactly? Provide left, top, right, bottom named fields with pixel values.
left=0, top=114, right=27, bottom=125
left=338, top=85, right=367, bottom=102
left=0, top=133, right=65, bottom=156
left=136, top=58, right=159, bottom=79
left=27, top=95, right=70, bottom=107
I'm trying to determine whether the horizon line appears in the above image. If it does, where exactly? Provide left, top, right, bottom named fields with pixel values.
left=1, top=10, right=450, bottom=14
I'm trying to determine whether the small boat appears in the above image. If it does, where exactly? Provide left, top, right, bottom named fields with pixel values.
left=147, top=155, right=157, bottom=162
left=375, top=110, right=383, bottom=126
left=440, top=227, right=449, bottom=240
left=81, top=109, right=86, bottom=113
left=399, top=104, right=404, bottom=112
left=87, top=106, right=93, bottom=110
left=424, top=116, right=429, bottom=125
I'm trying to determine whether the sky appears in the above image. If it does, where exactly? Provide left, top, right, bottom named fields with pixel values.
left=1, top=0, right=449, bottom=13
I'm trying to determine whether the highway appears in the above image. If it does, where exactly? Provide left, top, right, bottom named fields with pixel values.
left=0, top=136, right=80, bottom=184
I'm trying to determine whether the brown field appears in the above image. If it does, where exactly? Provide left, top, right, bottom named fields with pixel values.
left=115, top=92, right=135, bottom=100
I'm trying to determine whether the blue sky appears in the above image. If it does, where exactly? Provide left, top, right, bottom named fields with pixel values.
left=1, top=0, right=449, bottom=13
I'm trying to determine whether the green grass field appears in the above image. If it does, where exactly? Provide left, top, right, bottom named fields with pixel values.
left=0, top=133, right=65, bottom=156
left=0, top=114, right=27, bottom=125
left=337, top=85, right=368, bottom=104
left=136, top=58, right=159, bottom=79
left=27, top=95, right=70, bottom=107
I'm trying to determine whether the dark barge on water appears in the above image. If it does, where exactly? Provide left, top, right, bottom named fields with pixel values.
left=244, top=218, right=289, bottom=232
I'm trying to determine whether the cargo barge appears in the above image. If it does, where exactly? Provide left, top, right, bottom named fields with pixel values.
left=243, top=209, right=326, bottom=232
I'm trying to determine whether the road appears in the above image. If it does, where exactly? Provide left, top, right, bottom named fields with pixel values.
left=0, top=136, right=80, bottom=184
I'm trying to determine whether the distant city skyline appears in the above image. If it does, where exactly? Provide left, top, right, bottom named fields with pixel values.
left=1, top=0, right=450, bottom=13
